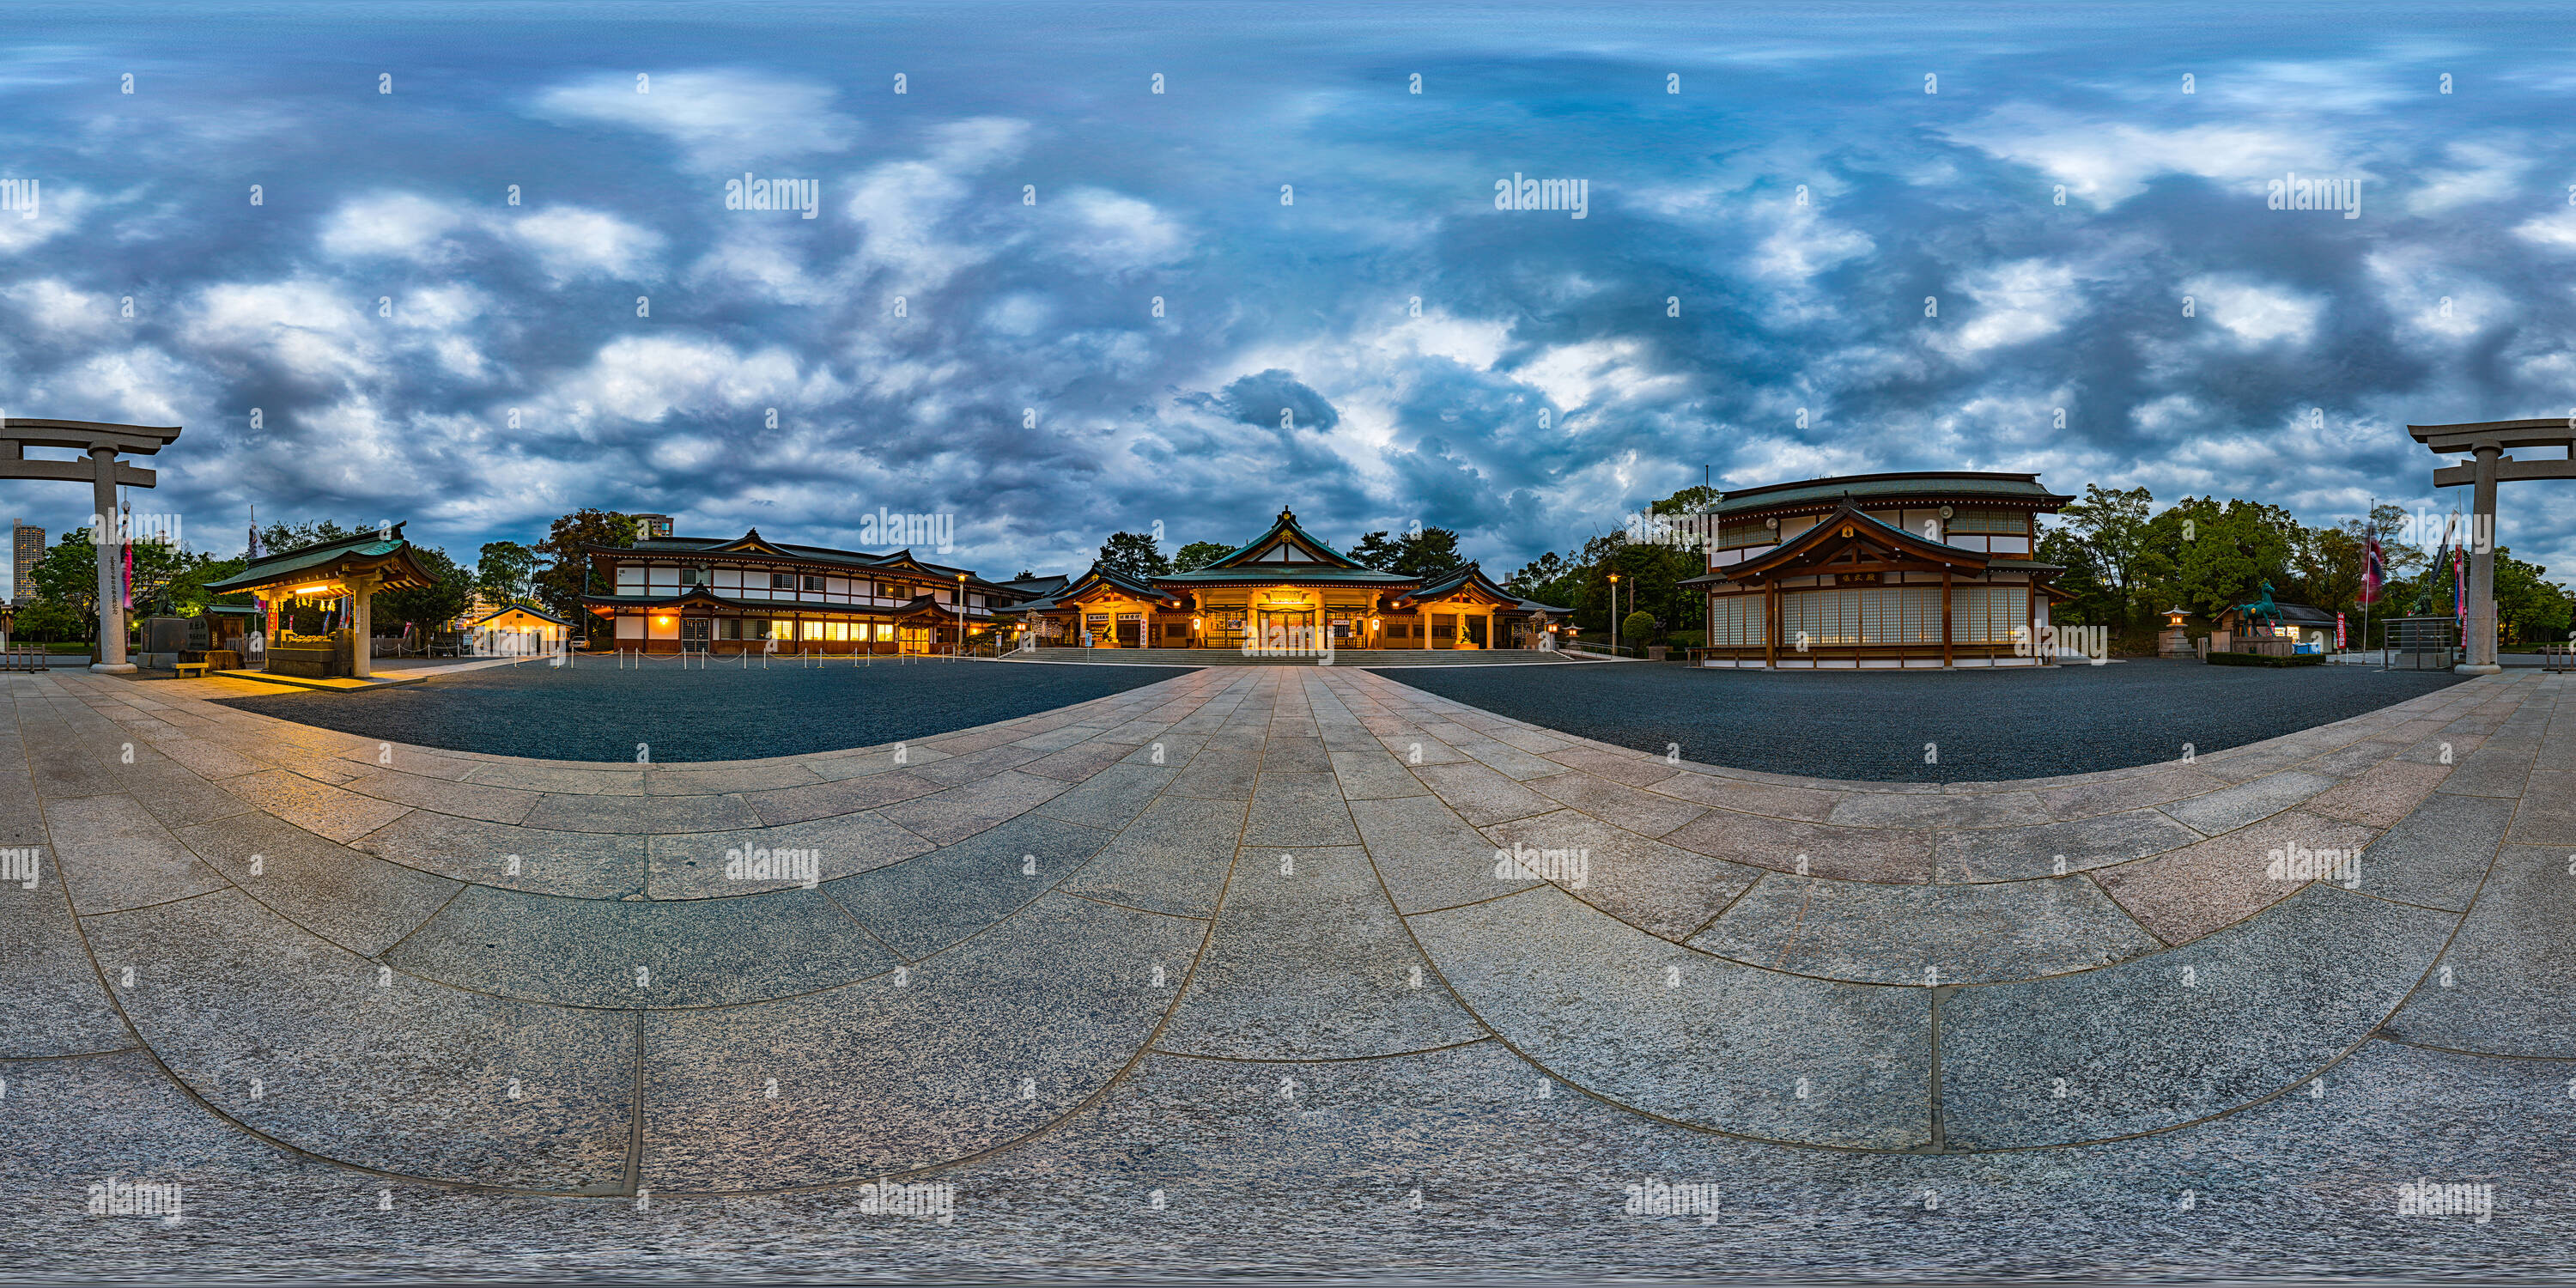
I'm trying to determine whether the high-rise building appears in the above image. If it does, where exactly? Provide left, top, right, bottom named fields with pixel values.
left=10, top=521, right=43, bottom=605
left=629, top=513, right=674, bottom=539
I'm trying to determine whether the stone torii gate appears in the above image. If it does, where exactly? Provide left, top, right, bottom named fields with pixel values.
left=0, top=416, right=183, bottom=673
left=2409, top=417, right=2576, bottom=675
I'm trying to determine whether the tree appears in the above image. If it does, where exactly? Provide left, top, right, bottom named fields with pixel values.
left=372, top=544, right=472, bottom=635
left=29, top=530, right=100, bottom=635
left=2050, top=484, right=2154, bottom=631
left=1096, top=531, right=1170, bottom=579
left=1621, top=611, right=1656, bottom=645
left=1388, top=527, right=1465, bottom=577
left=1170, top=541, right=1231, bottom=573
left=1347, top=531, right=1400, bottom=571
left=2494, top=548, right=2574, bottom=644
left=1649, top=485, right=1722, bottom=516
left=258, top=519, right=356, bottom=556
left=476, top=541, right=538, bottom=605
left=533, top=509, right=643, bottom=643
left=1015, top=568, right=1035, bottom=580
left=1505, top=551, right=1572, bottom=598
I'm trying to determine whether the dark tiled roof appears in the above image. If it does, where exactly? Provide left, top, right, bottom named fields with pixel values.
left=1710, top=471, right=2073, bottom=517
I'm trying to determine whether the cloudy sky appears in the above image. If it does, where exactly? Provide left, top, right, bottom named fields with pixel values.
left=5, top=0, right=2575, bottom=592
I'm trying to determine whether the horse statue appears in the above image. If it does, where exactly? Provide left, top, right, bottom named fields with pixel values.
left=2233, top=580, right=2284, bottom=631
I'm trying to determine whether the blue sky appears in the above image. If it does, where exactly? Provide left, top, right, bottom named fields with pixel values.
left=5, top=0, right=2576, bottom=590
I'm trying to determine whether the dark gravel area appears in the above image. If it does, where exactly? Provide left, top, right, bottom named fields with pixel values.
left=1370, top=658, right=2474, bottom=783
left=210, top=657, right=1191, bottom=762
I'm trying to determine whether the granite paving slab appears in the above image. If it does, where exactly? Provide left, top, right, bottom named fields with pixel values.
left=826, top=813, right=1112, bottom=959
left=1410, top=884, right=1933, bottom=1149
left=352, top=811, right=650, bottom=900
left=1056, top=794, right=1247, bottom=917
left=1938, top=884, right=2457, bottom=1148
left=82, top=889, right=635, bottom=1191
left=1692, top=871, right=2161, bottom=985
left=641, top=893, right=1200, bottom=1190
left=44, top=793, right=228, bottom=915
left=384, top=882, right=896, bottom=1007
left=2092, top=810, right=2378, bottom=945
left=174, top=812, right=459, bottom=957
left=1483, top=809, right=1761, bottom=942
left=1934, top=808, right=2207, bottom=883
left=1158, top=846, right=1484, bottom=1060
left=2385, top=846, right=2576, bottom=1058
left=0, top=856, right=128, bottom=1056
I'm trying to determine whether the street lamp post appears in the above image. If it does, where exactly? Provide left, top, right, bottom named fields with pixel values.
left=1607, top=572, right=1620, bottom=657
left=956, top=573, right=969, bottom=657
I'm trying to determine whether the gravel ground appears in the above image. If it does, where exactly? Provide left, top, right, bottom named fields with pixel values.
left=208, top=657, right=1190, bottom=762
left=1370, top=658, right=2473, bottom=782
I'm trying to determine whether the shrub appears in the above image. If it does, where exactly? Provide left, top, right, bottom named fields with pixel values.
left=2205, top=651, right=2327, bottom=667
left=1621, top=611, right=1656, bottom=642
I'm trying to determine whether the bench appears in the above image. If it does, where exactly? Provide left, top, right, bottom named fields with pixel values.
left=173, top=661, right=210, bottom=678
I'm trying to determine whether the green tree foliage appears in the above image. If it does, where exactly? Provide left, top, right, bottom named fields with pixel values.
left=1621, top=610, right=1656, bottom=644
left=533, top=508, right=642, bottom=642
left=2494, top=548, right=2575, bottom=643
left=476, top=540, right=538, bottom=605
left=1170, top=541, right=1231, bottom=573
left=372, top=544, right=473, bottom=635
left=1500, top=487, right=1713, bottom=641
left=1346, top=531, right=1400, bottom=571
left=1096, top=531, right=1171, bottom=579
left=1388, top=527, right=1465, bottom=577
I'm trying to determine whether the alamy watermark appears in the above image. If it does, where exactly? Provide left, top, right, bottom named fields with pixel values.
left=2267, top=843, right=2360, bottom=888
left=855, top=1178, right=956, bottom=1225
left=86, top=1177, right=182, bottom=1224
left=89, top=512, right=182, bottom=549
left=858, top=507, right=953, bottom=554
left=2396, top=1178, right=2494, bottom=1224
left=2014, top=623, right=2108, bottom=665
left=1624, top=1178, right=1721, bottom=1224
left=1494, top=841, right=1589, bottom=889
left=1494, top=172, right=1589, bottom=219
left=725, top=842, right=820, bottom=888
left=2266, top=172, right=2360, bottom=219
left=724, top=173, right=819, bottom=218
left=0, top=177, right=36, bottom=220
left=2, top=846, right=39, bottom=890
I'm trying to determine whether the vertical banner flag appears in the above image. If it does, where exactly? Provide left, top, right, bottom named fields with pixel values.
left=2360, top=534, right=2384, bottom=605
left=2336, top=611, right=2347, bottom=649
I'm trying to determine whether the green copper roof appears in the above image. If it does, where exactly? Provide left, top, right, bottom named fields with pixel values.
left=204, top=528, right=412, bottom=592
left=1158, top=564, right=1413, bottom=584
left=1192, top=507, right=1379, bottom=574
left=1712, top=472, right=2070, bottom=517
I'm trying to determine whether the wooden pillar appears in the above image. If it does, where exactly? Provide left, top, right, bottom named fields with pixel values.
left=1941, top=568, right=1954, bottom=668
left=346, top=574, right=377, bottom=678
left=1764, top=581, right=1778, bottom=669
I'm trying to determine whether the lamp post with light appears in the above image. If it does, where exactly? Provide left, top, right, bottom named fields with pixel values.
left=956, top=573, right=969, bottom=657
left=1607, top=572, right=1621, bottom=657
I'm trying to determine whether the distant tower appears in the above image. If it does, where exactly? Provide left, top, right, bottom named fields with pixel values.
left=10, top=519, right=43, bottom=605
left=629, top=513, right=674, bottom=539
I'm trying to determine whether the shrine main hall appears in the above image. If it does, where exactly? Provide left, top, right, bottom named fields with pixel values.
left=1002, top=508, right=1567, bottom=651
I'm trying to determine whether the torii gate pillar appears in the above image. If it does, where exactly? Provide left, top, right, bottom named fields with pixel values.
left=0, top=416, right=183, bottom=673
left=2410, top=417, right=2576, bottom=675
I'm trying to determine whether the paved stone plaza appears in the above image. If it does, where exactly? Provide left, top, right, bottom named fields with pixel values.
left=4, top=664, right=2571, bottom=1279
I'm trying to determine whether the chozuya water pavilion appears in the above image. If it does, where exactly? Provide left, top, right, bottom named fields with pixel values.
left=202, top=523, right=441, bottom=679
left=999, top=507, right=1569, bottom=650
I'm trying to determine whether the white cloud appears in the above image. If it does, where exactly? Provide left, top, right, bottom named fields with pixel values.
left=319, top=192, right=470, bottom=262
left=1944, top=105, right=2348, bottom=208
left=503, top=206, right=665, bottom=280
left=1938, top=259, right=2081, bottom=355
left=2512, top=209, right=2576, bottom=252
left=0, top=184, right=94, bottom=255
left=1048, top=188, right=1190, bottom=273
left=2405, top=141, right=2529, bottom=216
left=529, top=70, right=859, bottom=171
left=2183, top=275, right=2323, bottom=346
left=3, top=277, right=116, bottom=336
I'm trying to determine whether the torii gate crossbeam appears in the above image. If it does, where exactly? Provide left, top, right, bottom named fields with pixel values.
left=1, top=416, right=183, bottom=672
left=2409, top=417, right=2576, bottom=674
